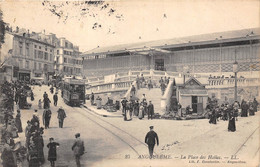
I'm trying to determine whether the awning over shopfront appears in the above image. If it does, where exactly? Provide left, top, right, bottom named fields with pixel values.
left=179, top=89, right=208, bottom=96
left=19, top=68, right=31, bottom=74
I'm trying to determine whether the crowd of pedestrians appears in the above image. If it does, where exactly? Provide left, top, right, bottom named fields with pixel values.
left=206, top=97, right=258, bottom=132
left=120, top=94, right=155, bottom=121
left=0, top=80, right=85, bottom=167
left=135, top=75, right=170, bottom=95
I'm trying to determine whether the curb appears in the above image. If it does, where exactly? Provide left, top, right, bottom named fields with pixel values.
left=82, top=104, right=123, bottom=118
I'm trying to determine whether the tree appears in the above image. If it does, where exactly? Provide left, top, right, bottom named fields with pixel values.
left=0, top=9, right=5, bottom=49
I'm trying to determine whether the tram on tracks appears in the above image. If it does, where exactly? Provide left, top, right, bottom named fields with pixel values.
left=62, top=77, right=85, bottom=106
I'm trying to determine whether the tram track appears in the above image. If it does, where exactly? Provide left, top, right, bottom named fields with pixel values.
left=233, top=125, right=259, bottom=156
left=65, top=104, right=155, bottom=158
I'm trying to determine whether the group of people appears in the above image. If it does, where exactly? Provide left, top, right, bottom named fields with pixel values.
left=121, top=94, right=155, bottom=121
left=159, top=76, right=170, bottom=96
left=1, top=81, right=27, bottom=167
left=1, top=79, right=86, bottom=167
left=207, top=97, right=258, bottom=132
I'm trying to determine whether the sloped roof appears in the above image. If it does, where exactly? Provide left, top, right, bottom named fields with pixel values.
left=174, top=77, right=208, bottom=86
left=83, top=28, right=260, bottom=55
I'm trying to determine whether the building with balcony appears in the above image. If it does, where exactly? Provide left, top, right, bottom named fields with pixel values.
left=0, top=27, right=55, bottom=82
left=53, top=37, right=82, bottom=77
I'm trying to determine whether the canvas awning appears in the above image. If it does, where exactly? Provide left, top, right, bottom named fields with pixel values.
left=179, top=89, right=208, bottom=96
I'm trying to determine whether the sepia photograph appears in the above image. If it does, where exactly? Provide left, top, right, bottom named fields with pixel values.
left=0, top=0, right=259, bottom=166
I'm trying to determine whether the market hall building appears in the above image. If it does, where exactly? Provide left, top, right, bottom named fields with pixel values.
left=82, top=28, right=259, bottom=77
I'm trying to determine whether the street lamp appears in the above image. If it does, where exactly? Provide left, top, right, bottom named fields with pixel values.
left=233, top=58, right=239, bottom=102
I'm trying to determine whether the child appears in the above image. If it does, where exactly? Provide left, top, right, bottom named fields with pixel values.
left=38, top=99, right=42, bottom=109
left=47, top=138, right=60, bottom=167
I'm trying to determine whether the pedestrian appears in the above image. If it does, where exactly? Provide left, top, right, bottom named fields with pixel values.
left=121, top=97, right=128, bottom=120
left=15, top=109, right=23, bottom=133
left=143, top=99, right=148, bottom=115
left=125, top=101, right=132, bottom=121
left=1, top=144, right=16, bottom=167
left=31, top=111, right=40, bottom=128
left=72, top=133, right=85, bottom=167
left=15, top=91, right=19, bottom=105
left=38, top=99, right=42, bottom=109
left=160, top=82, right=166, bottom=95
left=159, top=77, right=164, bottom=85
left=253, top=97, right=258, bottom=113
left=43, top=109, right=52, bottom=129
left=147, top=78, right=153, bottom=90
left=96, top=96, right=102, bottom=109
left=228, top=110, right=236, bottom=132
left=139, top=105, right=144, bottom=119
left=35, top=133, right=45, bottom=164
left=145, top=126, right=159, bottom=159
left=233, top=101, right=240, bottom=121
left=141, top=94, right=146, bottom=103
left=249, top=102, right=255, bottom=116
left=31, top=90, right=34, bottom=101
left=28, top=141, right=40, bottom=167
left=50, top=86, right=54, bottom=94
left=147, top=101, right=154, bottom=120
left=43, top=92, right=48, bottom=100
left=140, top=74, right=145, bottom=88
left=25, top=120, right=32, bottom=148
left=136, top=75, right=140, bottom=90
left=57, top=106, right=66, bottom=128
left=240, top=100, right=247, bottom=117
left=43, top=96, right=51, bottom=109
left=90, top=92, right=95, bottom=105
left=209, top=109, right=217, bottom=124
left=134, top=100, right=140, bottom=116
left=130, top=85, right=136, bottom=97
left=47, top=138, right=60, bottom=167
left=53, top=93, right=58, bottom=106
left=6, top=120, right=18, bottom=138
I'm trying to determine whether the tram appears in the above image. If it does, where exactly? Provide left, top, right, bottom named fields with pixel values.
left=62, top=77, right=85, bottom=106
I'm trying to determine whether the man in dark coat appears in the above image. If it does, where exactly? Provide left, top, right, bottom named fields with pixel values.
left=145, top=126, right=159, bottom=159
left=72, top=133, right=85, bottom=167
left=57, top=107, right=66, bottom=128
left=147, top=101, right=154, bottom=120
left=43, top=109, right=52, bottom=129
left=121, top=97, right=128, bottom=120
left=253, top=98, right=258, bottom=113
left=241, top=100, right=248, bottom=117
left=53, top=93, right=58, bottom=106
left=43, top=92, right=48, bottom=100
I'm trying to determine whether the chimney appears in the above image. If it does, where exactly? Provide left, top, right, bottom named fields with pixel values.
left=16, top=26, right=19, bottom=33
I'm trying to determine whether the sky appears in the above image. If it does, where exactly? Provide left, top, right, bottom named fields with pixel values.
left=0, top=0, right=259, bottom=52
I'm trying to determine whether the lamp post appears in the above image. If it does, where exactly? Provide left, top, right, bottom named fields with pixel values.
left=233, top=50, right=239, bottom=102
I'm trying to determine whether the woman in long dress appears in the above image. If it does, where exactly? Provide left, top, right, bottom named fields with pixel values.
left=15, top=110, right=23, bottom=133
left=138, top=105, right=144, bottom=120
left=228, top=111, right=236, bottom=132
left=47, top=138, right=60, bottom=167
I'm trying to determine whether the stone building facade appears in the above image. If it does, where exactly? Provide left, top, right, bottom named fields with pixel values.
left=0, top=28, right=55, bottom=82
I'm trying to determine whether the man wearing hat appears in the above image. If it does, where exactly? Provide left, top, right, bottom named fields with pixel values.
left=145, top=126, right=159, bottom=159
left=57, top=106, right=66, bottom=128
left=72, top=133, right=85, bottom=167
